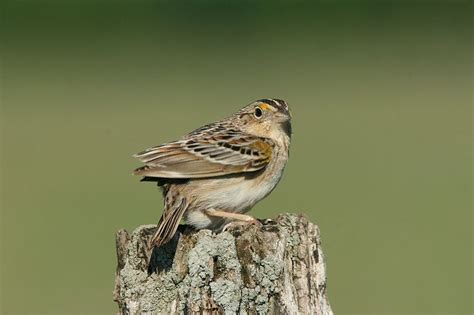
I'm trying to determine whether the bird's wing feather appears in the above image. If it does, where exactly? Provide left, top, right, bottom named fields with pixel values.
left=133, top=129, right=274, bottom=178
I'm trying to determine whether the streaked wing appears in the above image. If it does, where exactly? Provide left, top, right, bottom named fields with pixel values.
left=133, top=126, right=274, bottom=178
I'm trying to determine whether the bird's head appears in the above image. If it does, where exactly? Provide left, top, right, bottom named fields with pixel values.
left=235, top=98, right=292, bottom=142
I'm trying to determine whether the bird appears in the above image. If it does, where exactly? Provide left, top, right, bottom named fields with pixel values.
left=133, top=98, right=292, bottom=249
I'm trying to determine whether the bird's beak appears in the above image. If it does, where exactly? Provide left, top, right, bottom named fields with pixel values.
left=274, top=112, right=292, bottom=137
left=274, top=112, right=291, bottom=123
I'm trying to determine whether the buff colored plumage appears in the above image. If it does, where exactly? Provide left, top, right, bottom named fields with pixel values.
left=133, top=99, right=292, bottom=248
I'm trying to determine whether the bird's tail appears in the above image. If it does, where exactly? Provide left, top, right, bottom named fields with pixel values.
left=148, top=196, right=188, bottom=249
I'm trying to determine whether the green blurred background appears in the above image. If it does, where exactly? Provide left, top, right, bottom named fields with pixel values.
left=1, top=1, right=472, bottom=314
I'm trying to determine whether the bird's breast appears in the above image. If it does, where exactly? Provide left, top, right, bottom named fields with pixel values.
left=185, top=145, right=289, bottom=213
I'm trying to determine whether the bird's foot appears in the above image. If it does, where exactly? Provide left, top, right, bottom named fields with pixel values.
left=222, top=216, right=262, bottom=232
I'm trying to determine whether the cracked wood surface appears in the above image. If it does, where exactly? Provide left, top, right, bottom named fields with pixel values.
left=114, top=213, right=333, bottom=315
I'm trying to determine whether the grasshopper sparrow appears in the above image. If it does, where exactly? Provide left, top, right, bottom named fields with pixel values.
left=134, top=99, right=292, bottom=248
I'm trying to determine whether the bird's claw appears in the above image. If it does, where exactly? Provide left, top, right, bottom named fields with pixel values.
left=222, top=217, right=262, bottom=232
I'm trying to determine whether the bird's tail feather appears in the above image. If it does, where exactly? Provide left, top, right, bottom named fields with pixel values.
left=148, top=196, right=188, bottom=249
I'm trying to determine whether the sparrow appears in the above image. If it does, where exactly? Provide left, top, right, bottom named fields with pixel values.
left=133, top=99, right=292, bottom=248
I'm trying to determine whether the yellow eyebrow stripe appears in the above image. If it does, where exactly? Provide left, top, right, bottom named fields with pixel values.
left=259, top=103, right=271, bottom=110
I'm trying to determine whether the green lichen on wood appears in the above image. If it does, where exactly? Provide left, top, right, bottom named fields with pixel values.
left=114, top=213, right=332, bottom=315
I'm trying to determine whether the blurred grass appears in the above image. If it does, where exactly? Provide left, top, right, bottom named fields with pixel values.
left=1, top=1, right=472, bottom=314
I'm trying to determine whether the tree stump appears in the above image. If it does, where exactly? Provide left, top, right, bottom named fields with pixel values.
left=113, top=213, right=333, bottom=315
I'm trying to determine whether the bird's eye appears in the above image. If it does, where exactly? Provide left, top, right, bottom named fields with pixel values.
left=254, top=107, right=263, bottom=119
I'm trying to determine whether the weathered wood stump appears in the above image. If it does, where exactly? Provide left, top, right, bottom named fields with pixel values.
left=114, top=213, right=333, bottom=315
